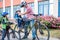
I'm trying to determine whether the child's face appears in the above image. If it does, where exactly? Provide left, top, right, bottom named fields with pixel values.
left=17, top=12, right=21, bottom=15
left=6, top=15, right=8, bottom=18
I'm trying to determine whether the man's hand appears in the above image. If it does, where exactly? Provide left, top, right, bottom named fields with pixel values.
left=18, top=13, right=25, bottom=15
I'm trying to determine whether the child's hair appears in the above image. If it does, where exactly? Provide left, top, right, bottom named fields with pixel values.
left=15, top=10, right=22, bottom=18
left=16, top=10, right=21, bottom=13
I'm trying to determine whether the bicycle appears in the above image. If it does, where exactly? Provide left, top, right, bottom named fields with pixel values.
left=0, top=22, right=18, bottom=40
left=14, top=14, right=50, bottom=40
left=13, top=17, right=31, bottom=40
left=30, top=14, right=50, bottom=40
left=0, top=24, right=2, bottom=36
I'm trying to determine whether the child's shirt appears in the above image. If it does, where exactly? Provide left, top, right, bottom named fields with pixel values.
left=2, top=17, right=8, bottom=29
left=14, top=14, right=23, bottom=27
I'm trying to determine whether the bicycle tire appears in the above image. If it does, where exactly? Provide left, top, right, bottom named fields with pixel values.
left=38, top=22, right=50, bottom=40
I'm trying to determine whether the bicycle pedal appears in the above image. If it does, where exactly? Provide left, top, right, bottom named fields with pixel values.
left=0, top=34, right=1, bottom=36
left=40, top=31, right=44, bottom=35
left=12, top=35, right=16, bottom=38
left=32, top=38, right=36, bottom=40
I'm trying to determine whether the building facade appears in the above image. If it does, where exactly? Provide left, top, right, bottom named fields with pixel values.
left=0, top=0, right=59, bottom=18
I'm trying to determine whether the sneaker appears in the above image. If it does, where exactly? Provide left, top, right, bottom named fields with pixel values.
left=32, top=38, right=36, bottom=40
left=12, top=34, right=15, bottom=38
left=40, top=30, right=44, bottom=35
left=22, top=36, right=27, bottom=39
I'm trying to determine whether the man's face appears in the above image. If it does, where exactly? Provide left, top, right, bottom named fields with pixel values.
left=24, top=4, right=28, bottom=8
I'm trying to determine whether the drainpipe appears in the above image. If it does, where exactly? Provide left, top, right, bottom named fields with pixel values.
left=3, top=0, right=5, bottom=12
left=11, top=0, right=13, bottom=18
left=34, top=0, right=38, bottom=14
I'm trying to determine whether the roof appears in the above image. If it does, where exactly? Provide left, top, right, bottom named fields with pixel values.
left=0, top=0, right=42, bottom=8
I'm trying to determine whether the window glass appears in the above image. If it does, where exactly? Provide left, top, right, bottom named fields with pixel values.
left=59, top=0, right=60, bottom=2
left=0, top=8, right=3, bottom=14
left=44, top=1, right=49, bottom=4
left=28, top=3, right=34, bottom=11
left=0, top=8, right=3, bottom=17
left=5, top=7, right=11, bottom=18
left=13, top=5, right=21, bottom=17
left=44, top=5, right=49, bottom=16
left=13, top=6, right=17, bottom=14
left=42, top=0, right=49, bottom=1
left=58, top=2, right=60, bottom=17
left=38, top=2, right=44, bottom=15
left=13, top=5, right=21, bottom=13
left=16, top=5, right=21, bottom=10
left=38, top=1, right=49, bottom=16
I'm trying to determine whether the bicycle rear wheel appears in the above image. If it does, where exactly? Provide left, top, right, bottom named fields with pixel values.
left=0, top=25, right=2, bottom=37
left=14, top=23, right=31, bottom=39
left=35, top=22, right=50, bottom=40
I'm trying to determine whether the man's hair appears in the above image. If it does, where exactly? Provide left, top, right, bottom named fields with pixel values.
left=20, top=1, right=27, bottom=7
left=16, top=10, right=21, bottom=13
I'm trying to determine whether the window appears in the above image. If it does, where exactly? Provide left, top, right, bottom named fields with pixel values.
left=13, top=6, right=17, bottom=14
left=5, top=7, right=11, bottom=18
left=58, top=2, right=60, bottom=17
left=0, top=8, right=3, bottom=14
left=59, top=0, right=60, bottom=2
left=28, top=3, right=34, bottom=11
left=38, top=1, right=49, bottom=16
left=16, top=5, right=21, bottom=10
left=0, top=0, right=3, bottom=2
left=44, top=1, right=49, bottom=16
left=44, top=1, right=49, bottom=5
left=13, top=5, right=21, bottom=17
left=38, top=2, right=44, bottom=15
left=13, top=5, right=21, bottom=13
left=44, top=5, right=49, bottom=16
left=42, top=0, right=49, bottom=1
left=0, top=8, right=3, bottom=17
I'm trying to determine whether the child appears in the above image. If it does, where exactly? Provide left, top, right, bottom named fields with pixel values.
left=2, top=12, right=10, bottom=40
left=14, top=10, right=23, bottom=40
left=14, top=10, right=23, bottom=28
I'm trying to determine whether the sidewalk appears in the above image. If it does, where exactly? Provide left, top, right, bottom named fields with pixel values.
left=0, top=33, right=60, bottom=40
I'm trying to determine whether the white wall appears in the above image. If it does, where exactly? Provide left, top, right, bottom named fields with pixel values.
left=49, top=0, right=58, bottom=18
left=11, top=0, right=13, bottom=18
left=3, top=0, right=5, bottom=12
left=34, top=0, right=38, bottom=14
left=53, top=0, right=58, bottom=18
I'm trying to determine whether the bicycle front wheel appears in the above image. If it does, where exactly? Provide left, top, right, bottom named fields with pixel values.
left=37, top=22, right=50, bottom=40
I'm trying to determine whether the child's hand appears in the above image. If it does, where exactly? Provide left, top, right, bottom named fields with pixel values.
left=18, top=13, right=22, bottom=15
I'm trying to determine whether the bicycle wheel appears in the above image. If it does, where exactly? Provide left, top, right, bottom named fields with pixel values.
left=8, top=25, right=19, bottom=40
left=0, top=25, right=2, bottom=37
left=35, top=22, right=50, bottom=40
left=14, top=23, right=31, bottom=40
left=0, top=30, right=2, bottom=38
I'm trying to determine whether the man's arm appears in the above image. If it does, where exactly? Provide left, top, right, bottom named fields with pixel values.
left=20, top=12, right=27, bottom=15
left=19, top=8, right=31, bottom=15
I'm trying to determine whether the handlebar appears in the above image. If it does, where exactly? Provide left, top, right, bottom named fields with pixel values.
left=7, top=22, right=14, bottom=25
left=30, top=14, right=41, bottom=17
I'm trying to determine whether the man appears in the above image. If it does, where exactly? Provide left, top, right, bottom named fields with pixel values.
left=20, top=2, right=36, bottom=40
